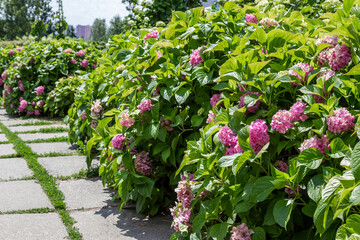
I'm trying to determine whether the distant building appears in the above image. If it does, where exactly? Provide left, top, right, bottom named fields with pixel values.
left=202, top=0, right=217, bottom=7
left=76, top=25, right=91, bottom=39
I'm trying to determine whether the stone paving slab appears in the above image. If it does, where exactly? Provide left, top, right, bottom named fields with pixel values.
left=0, top=114, right=13, bottom=121
left=71, top=207, right=174, bottom=240
left=0, top=180, right=53, bottom=212
left=27, top=142, right=77, bottom=155
left=0, top=133, right=8, bottom=142
left=0, top=213, right=68, bottom=240
left=59, top=178, right=118, bottom=210
left=18, top=132, right=68, bottom=141
left=1, top=119, right=42, bottom=126
left=0, top=109, right=6, bottom=115
left=7, top=124, right=68, bottom=133
left=0, top=158, right=33, bottom=180
left=0, top=144, right=16, bottom=156
left=38, top=155, right=88, bottom=177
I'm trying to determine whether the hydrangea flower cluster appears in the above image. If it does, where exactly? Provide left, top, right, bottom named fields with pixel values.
left=317, top=36, right=352, bottom=71
left=91, top=119, right=98, bottom=129
left=112, top=134, right=126, bottom=149
left=190, top=47, right=204, bottom=67
left=76, top=50, right=86, bottom=57
left=270, top=110, right=294, bottom=134
left=91, top=99, right=103, bottom=118
left=64, top=48, right=73, bottom=53
left=81, top=59, right=89, bottom=68
left=249, top=119, right=269, bottom=154
left=160, top=118, right=174, bottom=131
left=288, top=63, right=314, bottom=85
left=134, top=151, right=152, bottom=175
left=277, top=160, right=289, bottom=172
left=18, top=80, right=24, bottom=92
left=70, top=58, right=76, bottom=64
left=259, top=18, right=279, bottom=28
left=271, top=102, right=308, bottom=133
left=18, top=100, right=27, bottom=112
left=210, top=93, right=221, bottom=107
left=299, top=135, right=330, bottom=155
left=137, top=99, right=153, bottom=113
left=206, top=110, right=216, bottom=123
left=120, top=113, right=135, bottom=128
left=36, top=86, right=44, bottom=95
left=219, top=126, right=244, bottom=155
left=327, top=108, right=355, bottom=133
left=239, top=92, right=262, bottom=115
left=8, top=49, right=15, bottom=55
left=230, top=223, right=254, bottom=240
left=37, top=100, right=45, bottom=108
left=245, top=14, right=258, bottom=24
left=80, top=112, right=87, bottom=120
left=170, top=175, right=195, bottom=232
left=143, top=31, right=159, bottom=40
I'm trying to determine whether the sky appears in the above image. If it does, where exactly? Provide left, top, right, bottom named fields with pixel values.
left=50, top=0, right=130, bottom=27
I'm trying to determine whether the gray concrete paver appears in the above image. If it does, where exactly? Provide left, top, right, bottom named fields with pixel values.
left=0, top=144, right=16, bottom=156
left=18, top=132, right=68, bottom=141
left=27, top=142, right=77, bottom=155
left=0, top=158, right=33, bottom=180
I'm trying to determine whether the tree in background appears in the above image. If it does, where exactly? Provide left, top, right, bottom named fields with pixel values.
left=122, top=0, right=206, bottom=28
left=66, top=25, right=76, bottom=38
left=91, top=18, right=107, bottom=42
left=108, top=15, right=127, bottom=37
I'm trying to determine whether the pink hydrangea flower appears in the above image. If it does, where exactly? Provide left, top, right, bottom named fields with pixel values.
left=8, top=50, right=15, bottom=55
left=157, top=50, right=163, bottom=59
left=277, top=160, right=289, bottom=172
left=327, top=44, right=352, bottom=71
left=19, top=100, right=28, bottom=112
left=170, top=205, right=192, bottom=232
left=175, top=177, right=194, bottom=208
left=64, top=48, right=73, bottom=53
left=289, top=102, right=308, bottom=122
left=289, top=63, right=314, bottom=85
left=120, top=112, right=135, bottom=128
left=0, top=78, right=2, bottom=86
left=327, top=108, right=355, bottom=133
left=19, top=82, right=24, bottom=92
left=160, top=118, right=174, bottom=131
left=32, top=101, right=35, bottom=106
left=27, top=110, right=34, bottom=115
left=112, top=134, right=126, bottom=149
left=91, top=64, right=97, bottom=69
left=70, top=58, right=76, bottom=64
left=34, top=110, right=40, bottom=116
left=80, top=112, right=86, bottom=120
left=259, top=18, right=279, bottom=28
left=218, top=125, right=238, bottom=147
left=230, top=223, right=254, bottom=240
left=19, top=97, right=24, bottom=102
left=206, top=110, right=216, bottom=123
left=271, top=110, right=294, bottom=134
left=37, top=100, right=45, bottom=108
left=239, top=92, right=262, bottom=115
left=36, top=86, right=44, bottom=95
left=190, top=47, right=204, bottom=67
left=134, top=151, right=152, bottom=175
left=143, top=31, right=159, bottom=40
left=153, top=87, right=160, bottom=97
left=10, top=104, right=15, bottom=109
left=250, top=119, right=269, bottom=154
left=299, top=135, right=330, bottom=155
left=81, top=59, right=89, bottom=68
left=210, top=94, right=221, bottom=107
left=246, top=14, right=258, bottom=24
left=315, top=35, right=338, bottom=46
left=16, top=48, right=22, bottom=52
left=226, top=143, right=244, bottom=156
left=1, top=70, right=7, bottom=80
left=137, top=99, right=153, bottom=113
left=76, top=50, right=86, bottom=57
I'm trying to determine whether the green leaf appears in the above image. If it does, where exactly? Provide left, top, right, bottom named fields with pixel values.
left=192, top=213, right=206, bottom=233
left=351, top=141, right=360, bottom=182
left=331, top=138, right=350, bottom=158
left=249, top=27, right=267, bottom=44
left=248, top=60, right=271, bottom=75
left=161, top=87, right=172, bottom=101
left=232, top=151, right=252, bottom=174
left=175, top=88, right=190, bottom=105
left=218, top=153, right=242, bottom=167
left=150, top=123, right=160, bottom=139
left=273, top=199, right=295, bottom=229
left=191, top=115, right=204, bottom=127
left=350, top=185, right=360, bottom=205
left=161, top=147, right=171, bottom=162
left=210, top=222, right=228, bottom=240
left=235, top=201, right=255, bottom=213
left=250, top=176, right=287, bottom=202
left=252, top=227, right=266, bottom=240
left=344, top=0, right=356, bottom=16
left=151, top=103, right=160, bottom=120
left=345, top=64, right=360, bottom=75
left=137, top=180, right=155, bottom=198
left=297, top=147, right=324, bottom=169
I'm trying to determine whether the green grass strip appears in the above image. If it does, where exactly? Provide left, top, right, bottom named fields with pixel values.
left=0, top=153, right=22, bottom=158
left=25, top=136, right=69, bottom=144
left=0, top=122, right=82, bottom=240
left=0, top=207, right=55, bottom=215
left=15, top=127, right=69, bottom=134
left=10, top=121, right=56, bottom=127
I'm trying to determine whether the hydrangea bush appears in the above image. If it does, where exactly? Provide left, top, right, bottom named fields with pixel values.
left=1, top=38, right=100, bottom=117
left=63, top=1, right=360, bottom=239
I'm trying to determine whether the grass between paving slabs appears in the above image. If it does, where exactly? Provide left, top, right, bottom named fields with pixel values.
left=0, top=122, right=82, bottom=239
left=0, top=175, right=36, bottom=182
left=25, top=136, right=69, bottom=144
left=16, top=126, right=69, bottom=134
left=0, top=207, right=55, bottom=215
left=11, top=121, right=56, bottom=127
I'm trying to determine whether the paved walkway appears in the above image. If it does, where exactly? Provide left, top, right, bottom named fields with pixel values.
left=0, top=108, right=173, bottom=240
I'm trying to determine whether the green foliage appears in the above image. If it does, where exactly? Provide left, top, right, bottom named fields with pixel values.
left=91, top=18, right=107, bottom=42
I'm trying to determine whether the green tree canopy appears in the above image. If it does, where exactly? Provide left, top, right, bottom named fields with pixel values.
left=91, top=18, right=107, bottom=42
left=108, top=15, right=127, bottom=37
